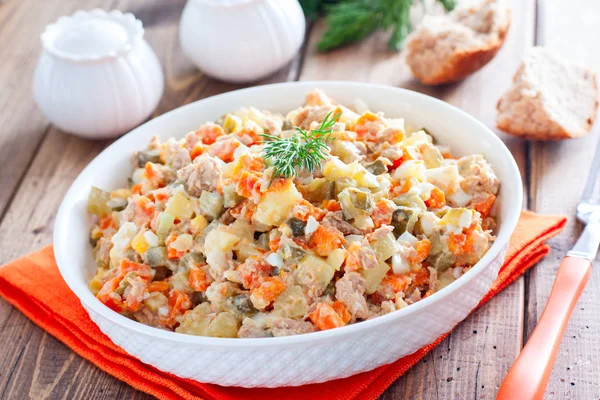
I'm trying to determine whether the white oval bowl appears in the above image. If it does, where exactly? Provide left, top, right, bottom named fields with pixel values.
left=54, top=81, right=522, bottom=388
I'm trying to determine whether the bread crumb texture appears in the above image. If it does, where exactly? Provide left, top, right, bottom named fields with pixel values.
left=405, top=0, right=511, bottom=85
left=497, top=47, right=599, bottom=140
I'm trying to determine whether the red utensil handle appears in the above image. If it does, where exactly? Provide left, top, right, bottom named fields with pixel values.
left=496, top=256, right=592, bottom=400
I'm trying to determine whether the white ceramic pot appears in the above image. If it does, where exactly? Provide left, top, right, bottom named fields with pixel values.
left=54, top=81, right=523, bottom=388
left=179, top=0, right=306, bottom=83
left=33, top=9, right=164, bottom=140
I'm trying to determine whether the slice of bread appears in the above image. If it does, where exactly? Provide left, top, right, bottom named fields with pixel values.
left=496, top=47, right=598, bottom=140
left=405, top=0, right=511, bottom=85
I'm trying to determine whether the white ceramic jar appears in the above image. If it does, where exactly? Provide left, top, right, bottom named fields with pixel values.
left=179, top=0, right=305, bottom=83
left=33, top=9, right=164, bottom=139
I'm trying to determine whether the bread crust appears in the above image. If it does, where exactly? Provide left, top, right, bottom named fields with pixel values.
left=496, top=50, right=599, bottom=140
left=412, top=15, right=511, bottom=86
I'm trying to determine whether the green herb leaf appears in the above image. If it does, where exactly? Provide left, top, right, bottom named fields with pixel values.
left=261, top=112, right=341, bottom=179
left=315, top=0, right=455, bottom=52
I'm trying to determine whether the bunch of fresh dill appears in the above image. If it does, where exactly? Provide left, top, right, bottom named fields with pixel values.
left=299, top=0, right=456, bottom=52
left=261, top=111, right=341, bottom=179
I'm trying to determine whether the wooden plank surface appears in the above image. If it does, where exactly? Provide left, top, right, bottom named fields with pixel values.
left=300, top=0, right=535, bottom=398
left=0, top=0, right=598, bottom=398
left=526, top=0, right=600, bottom=398
left=0, top=0, right=305, bottom=398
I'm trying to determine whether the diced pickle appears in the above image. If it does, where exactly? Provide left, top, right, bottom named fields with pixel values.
left=179, top=252, right=206, bottom=269
left=299, top=178, right=334, bottom=203
left=393, top=193, right=427, bottom=211
left=287, top=217, right=306, bottom=237
left=87, top=187, right=111, bottom=217
left=143, top=246, right=169, bottom=267
left=338, top=187, right=374, bottom=220
left=391, top=207, right=419, bottom=236
left=333, top=178, right=356, bottom=198
left=278, top=242, right=306, bottom=264
left=256, top=233, right=270, bottom=251
left=107, top=197, right=128, bottom=211
left=199, top=191, right=225, bottom=219
left=227, top=294, right=257, bottom=319
left=365, top=159, right=388, bottom=175
left=156, top=213, right=175, bottom=242
left=223, top=184, right=244, bottom=208
left=136, top=149, right=161, bottom=167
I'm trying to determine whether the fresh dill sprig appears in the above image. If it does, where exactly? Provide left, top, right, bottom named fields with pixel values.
left=261, top=111, right=341, bottom=180
left=315, top=0, right=456, bottom=52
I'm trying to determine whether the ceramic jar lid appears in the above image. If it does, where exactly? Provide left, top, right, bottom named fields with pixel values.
left=41, top=9, right=144, bottom=62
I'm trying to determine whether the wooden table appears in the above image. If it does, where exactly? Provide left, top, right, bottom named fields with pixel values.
left=0, top=0, right=598, bottom=398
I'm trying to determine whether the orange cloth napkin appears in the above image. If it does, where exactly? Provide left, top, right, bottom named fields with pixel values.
left=0, top=211, right=565, bottom=400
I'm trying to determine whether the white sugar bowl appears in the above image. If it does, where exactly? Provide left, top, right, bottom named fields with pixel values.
left=179, top=0, right=305, bottom=83
left=33, top=9, right=164, bottom=140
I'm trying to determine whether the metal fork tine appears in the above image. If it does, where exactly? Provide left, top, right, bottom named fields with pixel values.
left=581, top=138, right=600, bottom=203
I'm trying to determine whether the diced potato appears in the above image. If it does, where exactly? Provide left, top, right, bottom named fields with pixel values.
left=402, top=129, right=432, bottom=147
left=296, top=254, right=335, bottom=292
left=323, top=158, right=378, bottom=188
left=165, top=192, right=194, bottom=220
left=421, top=145, right=443, bottom=168
left=190, top=215, right=209, bottom=236
left=144, top=292, right=168, bottom=312
left=131, top=232, right=149, bottom=255
left=254, top=181, right=302, bottom=226
left=426, top=165, right=460, bottom=193
left=273, top=286, right=308, bottom=319
left=222, top=184, right=244, bottom=208
left=89, top=269, right=106, bottom=294
left=206, top=312, right=239, bottom=338
left=393, top=160, right=426, bottom=182
left=360, top=261, right=390, bottom=294
left=371, top=233, right=399, bottom=262
left=327, top=248, right=347, bottom=270
left=212, top=228, right=241, bottom=252
left=176, top=303, right=212, bottom=335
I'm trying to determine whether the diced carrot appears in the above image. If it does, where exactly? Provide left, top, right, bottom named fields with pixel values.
left=237, top=257, right=271, bottom=290
left=147, top=280, right=171, bottom=293
left=163, top=289, right=192, bottom=328
left=196, top=123, right=225, bottom=145
left=97, top=277, right=124, bottom=312
left=472, top=193, right=496, bottom=218
left=136, top=196, right=156, bottom=219
left=448, top=233, right=467, bottom=255
left=343, top=242, right=362, bottom=272
left=269, top=235, right=281, bottom=252
left=190, top=144, right=204, bottom=160
left=425, top=187, right=446, bottom=209
left=332, top=301, right=351, bottom=324
left=131, top=184, right=142, bottom=195
left=321, top=199, right=341, bottom=212
left=308, top=224, right=345, bottom=257
left=309, top=303, right=346, bottom=331
left=154, top=191, right=169, bottom=203
left=424, top=289, right=434, bottom=298
left=412, top=267, right=430, bottom=286
left=123, top=276, right=148, bottom=312
left=165, top=233, right=188, bottom=260
left=119, top=258, right=152, bottom=280
left=189, top=266, right=213, bottom=292
left=208, top=138, right=240, bottom=163
left=292, top=200, right=326, bottom=222
left=407, top=239, right=431, bottom=264
left=399, top=177, right=417, bottom=195
left=372, top=200, right=394, bottom=228
left=388, top=157, right=404, bottom=172
left=236, top=171, right=261, bottom=199
left=99, top=215, right=116, bottom=230
left=380, top=273, right=410, bottom=293
left=251, top=277, right=286, bottom=306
